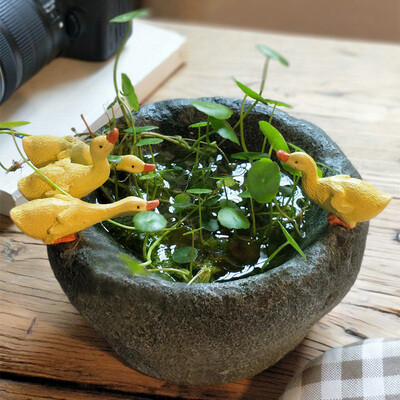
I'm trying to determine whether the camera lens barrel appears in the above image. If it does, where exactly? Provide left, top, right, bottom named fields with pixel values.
left=0, top=0, right=66, bottom=104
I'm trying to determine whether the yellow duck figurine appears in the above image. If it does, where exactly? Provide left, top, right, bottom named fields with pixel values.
left=18, top=129, right=119, bottom=200
left=276, top=150, right=391, bottom=228
left=22, top=133, right=155, bottom=173
left=10, top=194, right=159, bottom=244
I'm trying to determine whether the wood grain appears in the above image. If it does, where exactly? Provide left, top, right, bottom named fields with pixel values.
left=1, top=21, right=399, bottom=400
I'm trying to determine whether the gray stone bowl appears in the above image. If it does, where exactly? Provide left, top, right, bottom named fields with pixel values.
left=47, top=98, right=368, bottom=386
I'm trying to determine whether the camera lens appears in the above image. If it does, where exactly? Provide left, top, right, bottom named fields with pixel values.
left=0, top=0, right=67, bottom=104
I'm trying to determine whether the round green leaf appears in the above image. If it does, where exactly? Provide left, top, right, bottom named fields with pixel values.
left=203, top=219, right=219, bottom=232
left=191, top=101, right=232, bottom=120
left=238, top=190, right=251, bottom=198
left=187, top=188, right=212, bottom=195
left=247, top=158, right=280, bottom=203
left=256, top=44, right=289, bottom=66
left=107, top=155, right=123, bottom=165
left=133, top=211, right=167, bottom=232
left=172, top=246, right=198, bottom=264
left=110, top=9, right=150, bottom=23
left=174, top=193, right=191, bottom=203
left=136, top=138, right=164, bottom=146
left=218, top=207, right=250, bottom=230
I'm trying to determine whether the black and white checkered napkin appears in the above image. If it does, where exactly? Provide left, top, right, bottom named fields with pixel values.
left=280, top=338, right=400, bottom=400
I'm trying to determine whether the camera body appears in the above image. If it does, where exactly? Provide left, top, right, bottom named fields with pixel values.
left=0, top=0, right=138, bottom=104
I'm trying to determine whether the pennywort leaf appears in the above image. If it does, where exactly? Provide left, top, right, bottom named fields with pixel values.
left=247, top=158, right=280, bottom=203
left=231, top=151, right=269, bottom=161
left=218, top=207, right=250, bottom=230
left=191, top=101, right=232, bottom=120
left=133, top=211, right=167, bottom=232
left=0, top=121, right=30, bottom=128
left=107, top=98, right=117, bottom=110
left=107, top=155, right=123, bottom=165
left=189, top=122, right=208, bottom=128
left=121, top=73, right=139, bottom=111
left=235, top=79, right=292, bottom=108
left=172, top=246, right=198, bottom=264
left=203, top=218, right=219, bottom=232
left=209, top=116, right=239, bottom=145
left=136, top=138, right=163, bottom=146
left=187, top=188, right=212, bottom=195
left=278, top=222, right=306, bottom=260
left=110, top=9, right=150, bottom=23
left=256, top=44, right=289, bottom=66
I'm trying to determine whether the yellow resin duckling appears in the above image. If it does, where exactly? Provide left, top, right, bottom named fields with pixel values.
left=18, top=129, right=119, bottom=200
left=22, top=134, right=155, bottom=173
left=277, top=150, right=391, bottom=228
left=10, top=194, right=159, bottom=244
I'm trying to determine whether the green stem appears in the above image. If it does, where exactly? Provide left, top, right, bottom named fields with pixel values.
left=233, top=100, right=259, bottom=131
left=261, top=241, right=289, bottom=271
left=250, top=198, right=256, bottom=237
left=148, top=144, right=156, bottom=165
left=239, top=95, right=248, bottom=152
left=0, top=130, right=31, bottom=137
left=261, top=103, right=277, bottom=153
left=259, top=58, right=270, bottom=95
left=0, top=162, right=8, bottom=171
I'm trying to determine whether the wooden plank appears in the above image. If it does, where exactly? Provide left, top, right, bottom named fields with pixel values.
left=0, top=379, right=148, bottom=400
left=1, top=21, right=399, bottom=400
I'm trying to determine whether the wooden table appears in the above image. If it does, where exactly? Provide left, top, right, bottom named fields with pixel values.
left=1, top=21, right=399, bottom=400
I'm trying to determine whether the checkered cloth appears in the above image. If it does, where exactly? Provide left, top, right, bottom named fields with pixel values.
left=280, top=338, right=400, bottom=400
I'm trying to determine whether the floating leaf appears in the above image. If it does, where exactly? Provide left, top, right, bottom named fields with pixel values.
left=110, top=9, right=150, bottom=23
left=218, top=207, right=250, bottom=230
left=209, top=116, right=239, bottom=145
left=0, top=121, right=30, bottom=128
left=238, top=190, right=251, bottom=198
left=189, top=122, right=208, bottom=128
left=120, top=254, right=149, bottom=276
left=234, top=80, right=292, bottom=108
left=174, top=193, right=191, bottom=203
left=191, top=101, right=232, bottom=120
left=278, top=222, right=306, bottom=260
left=136, top=138, right=163, bottom=146
left=187, top=188, right=212, bottom=195
left=247, top=158, right=280, bottom=203
left=256, top=44, right=289, bottom=66
left=133, top=211, right=167, bottom=232
left=231, top=151, right=269, bottom=161
left=107, top=155, right=123, bottom=165
left=203, top=218, right=219, bottom=232
left=121, top=73, right=139, bottom=112
left=172, top=246, right=198, bottom=264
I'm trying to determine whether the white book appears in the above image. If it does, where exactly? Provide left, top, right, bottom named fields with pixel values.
left=0, top=21, right=186, bottom=216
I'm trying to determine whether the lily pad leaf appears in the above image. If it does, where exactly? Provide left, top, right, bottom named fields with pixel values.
left=203, top=218, right=219, bottom=232
left=136, top=138, right=163, bottom=146
left=209, top=116, right=239, bottom=145
left=247, top=158, right=280, bottom=203
left=133, top=211, right=167, bottom=232
left=234, top=80, right=292, bottom=108
left=231, top=151, right=269, bottom=161
left=172, top=246, right=198, bottom=264
left=191, top=101, right=232, bottom=120
left=256, top=44, right=289, bottom=66
left=174, top=193, right=191, bottom=203
left=107, top=155, right=123, bottom=165
left=279, top=222, right=307, bottom=260
left=120, top=254, right=149, bottom=276
left=187, top=188, right=212, bottom=195
left=189, top=122, right=208, bottom=128
left=110, top=8, right=150, bottom=23
left=121, top=73, right=139, bottom=112
left=0, top=121, right=30, bottom=128
left=218, top=207, right=250, bottom=230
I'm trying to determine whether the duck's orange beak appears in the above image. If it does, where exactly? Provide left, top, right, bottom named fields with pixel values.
left=146, top=200, right=159, bottom=211
left=277, top=150, right=290, bottom=162
left=142, top=163, right=156, bottom=173
left=106, top=128, right=119, bottom=145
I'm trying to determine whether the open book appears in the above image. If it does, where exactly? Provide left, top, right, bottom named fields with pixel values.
left=0, top=21, right=186, bottom=215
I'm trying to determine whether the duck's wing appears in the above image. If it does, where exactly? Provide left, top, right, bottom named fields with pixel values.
left=56, top=150, right=70, bottom=160
left=330, top=183, right=354, bottom=213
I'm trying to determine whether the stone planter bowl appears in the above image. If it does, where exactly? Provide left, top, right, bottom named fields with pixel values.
left=47, top=98, right=368, bottom=386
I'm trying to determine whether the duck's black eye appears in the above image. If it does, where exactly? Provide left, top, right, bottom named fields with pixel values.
left=137, top=206, right=140, bottom=209
left=132, top=165, right=135, bottom=169
left=295, top=161, right=298, bottom=164
left=99, top=145, right=103, bottom=149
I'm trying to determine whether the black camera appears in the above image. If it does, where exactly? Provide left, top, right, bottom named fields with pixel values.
left=0, top=0, right=139, bottom=104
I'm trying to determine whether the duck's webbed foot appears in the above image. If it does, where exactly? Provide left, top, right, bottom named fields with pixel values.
left=328, top=214, right=353, bottom=229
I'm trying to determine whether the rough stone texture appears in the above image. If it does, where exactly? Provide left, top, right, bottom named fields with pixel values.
left=47, top=98, right=369, bottom=386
